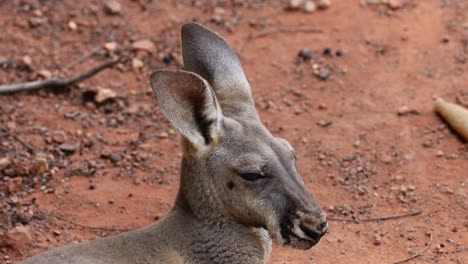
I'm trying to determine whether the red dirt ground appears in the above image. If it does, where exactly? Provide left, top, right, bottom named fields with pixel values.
left=0, top=0, right=467, bottom=263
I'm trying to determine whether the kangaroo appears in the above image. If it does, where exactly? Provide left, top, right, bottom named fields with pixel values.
left=22, top=23, right=327, bottom=264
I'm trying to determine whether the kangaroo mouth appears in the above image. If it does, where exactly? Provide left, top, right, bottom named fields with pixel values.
left=279, top=216, right=321, bottom=250
left=280, top=225, right=319, bottom=250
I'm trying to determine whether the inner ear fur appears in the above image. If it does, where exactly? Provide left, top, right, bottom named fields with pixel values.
left=150, top=69, right=222, bottom=148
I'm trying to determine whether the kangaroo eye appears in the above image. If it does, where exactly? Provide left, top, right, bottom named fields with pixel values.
left=240, top=173, right=264, bottom=182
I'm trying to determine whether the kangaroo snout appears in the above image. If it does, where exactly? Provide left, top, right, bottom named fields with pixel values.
left=279, top=206, right=328, bottom=250
left=299, top=214, right=328, bottom=241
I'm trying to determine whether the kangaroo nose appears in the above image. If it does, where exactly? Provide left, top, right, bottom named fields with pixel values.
left=299, top=217, right=328, bottom=241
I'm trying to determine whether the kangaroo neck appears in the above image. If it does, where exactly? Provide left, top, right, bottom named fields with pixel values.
left=170, top=158, right=271, bottom=264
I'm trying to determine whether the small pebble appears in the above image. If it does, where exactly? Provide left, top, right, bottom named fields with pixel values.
left=110, top=152, right=122, bottom=163
left=289, top=0, right=303, bottom=9
left=52, top=130, right=67, bottom=144
left=104, top=42, right=118, bottom=51
left=0, top=157, right=12, bottom=170
left=422, top=139, right=433, bottom=148
left=303, top=1, right=317, bottom=13
left=59, top=143, right=79, bottom=153
left=89, top=180, right=96, bottom=190
left=388, top=0, right=404, bottom=9
left=317, top=68, right=331, bottom=80
left=104, top=1, right=121, bottom=15
left=323, top=47, right=332, bottom=56
left=373, top=234, right=382, bottom=246
left=68, top=21, right=77, bottom=30
left=317, top=0, right=331, bottom=9
left=298, top=48, right=312, bottom=60
left=397, top=106, right=410, bottom=115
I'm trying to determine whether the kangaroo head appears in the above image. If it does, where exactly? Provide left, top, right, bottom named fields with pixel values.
left=150, top=23, right=327, bottom=250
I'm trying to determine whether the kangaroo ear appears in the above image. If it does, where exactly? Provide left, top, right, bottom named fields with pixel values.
left=150, top=69, right=222, bottom=148
left=182, top=23, right=258, bottom=120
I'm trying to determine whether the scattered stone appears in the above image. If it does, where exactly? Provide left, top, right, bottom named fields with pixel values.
left=441, top=35, right=450, bottom=43
left=303, top=1, right=317, bottom=13
left=52, top=130, right=67, bottom=143
left=159, top=132, right=168, bottom=138
left=95, top=88, right=117, bottom=104
left=68, top=21, right=77, bottom=31
left=89, top=180, right=96, bottom=190
left=316, top=68, right=331, bottom=80
left=104, top=1, right=121, bottom=15
left=30, top=158, right=48, bottom=175
left=422, top=139, right=433, bottom=148
left=373, top=234, right=382, bottom=245
left=32, top=9, right=43, bottom=17
left=318, top=103, right=327, bottom=110
left=38, top=70, right=52, bottom=79
left=0, top=157, right=12, bottom=170
left=100, top=148, right=113, bottom=159
left=28, top=17, right=47, bottom=28
left=289, top=0, right=303, bottom=9
left=131, top=39, right=156, bottom=54
left=353, top=139, right=361, bottom=148
left=104, top=42, right=118, bottom=51
left=59, top=143, right=79, bottom=153
left=15, top=208, right=34, bottom=224
left=52, top=230, right=61, bottom=236
left=132, top=58, right=144, bottom=69
left=110, top=152, right=122, bottom=163
left=21, top=55, right=32, bottom=66
left=162, top=53, right=174, bottom=64
left=317, top=120, right=333, bottom=127
left=298, top=48, right=312, bottom=60
left=436, top=150, right=444, bottom=157
left=0, top=226, right=32, bottom=250
left=323, top=47, right=332, bottom=56
left=83, top=139, right=94, bottom=148
left=388, top=0, right=404, bottom=9
left=7, top=177, right=23, bottom=193
left=317, top=0, right=331, bottom=9
left=335, top=49, right=344, bottom=57
left=397, top=106, right=410, bottom=115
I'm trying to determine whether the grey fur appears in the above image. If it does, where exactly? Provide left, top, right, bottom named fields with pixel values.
left=22, top=23, right=327, bottom=264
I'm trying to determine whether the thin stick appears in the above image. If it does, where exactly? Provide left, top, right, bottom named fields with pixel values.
left=238, top=27, right=323, bottom=53
left=392, top=230, right=433, bottom=264
left=51, top=213, right=132, bottom=232
left=328, top=210, right=422, bottom=223
left=10, top=133, right=35, bottom=154
left=0, top=59, right=118, bottom=94
left=62, top=46, right=103, bottom=71
left=0, top=128, right=35, bottom=154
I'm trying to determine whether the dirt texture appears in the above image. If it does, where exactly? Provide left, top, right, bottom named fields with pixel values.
left=0, top=0, right=467, bottom=263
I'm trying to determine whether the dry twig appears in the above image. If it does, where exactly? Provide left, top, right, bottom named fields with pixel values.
left=392, top=230, right=433, bottom=264
left=0, top=59, right=118, bottom=94
left=238, top=27, right=323, bottom=53
left=328, top=210, right=422, bottom=223
left=62, top=47, right=103, bottom=71
left=0, top=128, right=35, bottom=154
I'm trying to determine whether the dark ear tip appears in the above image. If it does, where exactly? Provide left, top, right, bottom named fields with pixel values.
left=182, top=22, right=204, bottom=33
left=181, top=22, right=217, bottom=40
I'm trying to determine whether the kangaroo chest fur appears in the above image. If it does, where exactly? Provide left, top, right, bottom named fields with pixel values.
left=174, top=217, right=272, bottom=264
left=155, top=203, right=272, bottom=264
